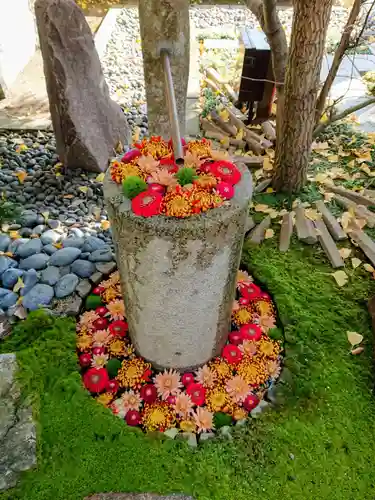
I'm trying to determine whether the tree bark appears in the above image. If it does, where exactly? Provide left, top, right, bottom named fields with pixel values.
left=315, top=0, right=362, bottom=124
left=273, top=0, right=333, bottom=193
left=138, top=0, right=189, bottom=138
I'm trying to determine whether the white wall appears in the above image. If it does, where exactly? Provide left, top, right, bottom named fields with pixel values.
left=0, top=0, right=37, bottom=92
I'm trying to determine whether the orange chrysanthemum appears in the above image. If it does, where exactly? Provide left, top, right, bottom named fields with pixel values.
left=117, top=358, right=151, bottom=389
left=205, top=389, right=231, bottom=413
left=257, top=338, right=281, bottom=359
left=136, top=136, right=172, bottom=160
left=232, top=306, right=253, bottom=326
left=194, top=173, right=217, bottom=190
left=76, top=333, right=93, bottom=351
left=101, top=287, right=120, bottom=304
left=141, top=402, right=175, bottom=432
left=108, top=339, right=128, bottom=357
left=209, top=359, right=232, bottom=382
left=186, top=139, right=212, bottom=159
left=163, top=192, right=194, bottom=218
left=111, top=160, right=142, bottom=183
left=254, top=300, right=274, bottom=317
left=237, top=358, right=269, bottom=387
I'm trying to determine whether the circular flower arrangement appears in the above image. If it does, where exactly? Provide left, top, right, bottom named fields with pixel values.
left=76, top=269, right=283, bottom=439
left=110, top=136, right=243, bottom=218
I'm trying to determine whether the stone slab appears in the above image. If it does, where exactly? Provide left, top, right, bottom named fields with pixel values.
left=314, top=219, right=344, bottom=268
left=94, top=8, right=120, bottom=59
left=349, top=54, right=375, bottom=75
left=185, top=98, right=201, bottom=136
left=315, top=200, right=347, bottom=241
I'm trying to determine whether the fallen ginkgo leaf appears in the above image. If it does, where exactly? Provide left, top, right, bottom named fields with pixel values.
left=332, top=270, right=348, bottom=287
left=351, top=257, right=361, bottom=269
left=347, top=331, right=363, bottom=346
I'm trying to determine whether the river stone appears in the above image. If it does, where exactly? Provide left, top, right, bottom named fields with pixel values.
left=35, top=0, right=130, bottom=173
left=89, top=248, right=113, bottom=262
left=54, top=273, right=79, bottom=298
left=0, top=291, right=18, bottom=310
left=103, top=164, right=252, bottom=370
left=82, top=236, right=106, bottom=253
left=20, top=254, right=49, bottom=271
left=22, top=284, right=54, bottom=310
left=49, top=247, right=81, bottom=266
left=8, top=239, right=29, bottom=255
left=40, top=266, right=60, bottom=286
left=17, top=239, right=43, bottom=258
left=20, top=270, right=39, bottom=296
left=19, top=210, right=38, bottom=228
left=0, top=256, right=18, bottom=276
left=0, top=234, right=10, bottom=252
left=43, top=244, right=58, bottom=255
left=62, top=237, right=84, bottom=249
left=95, top=261, right=116, bottom=274
left=76, top=279, right=91, bottom=298
left=1, top=269, right=24, bottom=289
left=40, top=229, right=60, bottom=245
left=71, top=259, right=95, bottom=278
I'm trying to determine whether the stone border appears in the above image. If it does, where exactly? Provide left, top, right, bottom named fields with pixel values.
left=94, top=8, right=122, bottom=60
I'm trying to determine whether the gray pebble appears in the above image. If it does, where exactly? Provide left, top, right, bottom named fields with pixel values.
left=8, top=238, right=29, bottom=254
left=40, top=266, right=60, bottom=286
left=76, top=279, right=92, bottom=298
left=89, top=248, right=113, bottom=262
left=95, top=261, right=116, bottom=275
left=71, top=259, right=96, bottom=278
left=0, top=256, right=18, bottom=275
left=54, top=273, right=79, bottom=298
left=20, top=253, right=49, bottom=270
left=0, top=234, right=10, bottom=252
left=33, top=224, right=46, bottom=235
left=69, top=228, right=84, bottom=238
left=47, top=219, right=62, bottom=230
left=59, top=265, right=71, bottom=277
left=49, top=247, right=81, bottom=266
left=23, top=284, right=54, bottom=310
left=19, top=210, right=38, bottom=228
left=82, top=236, right=106, bottom=252
left=17, top=238, right=43, bottom=258
left=0, top=290, right=18, bottom=310
left=1, top=268, right=24, bottom=289
left=20, top=269, right=38, bottom=296
left=43, top=244, right=58, bottom=255
left=62, top=237, right=84, bottom=249
left=41, top=229, right=61, bottom=245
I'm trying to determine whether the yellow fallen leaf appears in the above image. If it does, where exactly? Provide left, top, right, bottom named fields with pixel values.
left=347, top=331, right=363, bottom=346
left=15, top=144, right=28, bottom=153
left=53, top=242, right=63, bottom=249
left=41, top=211, right=49, bottom=221
left=63, top=194, right=74, bottom=199
left=354, top=149, right=372, bottom=163
left=13, top=277, right=25, bottom=294
left=328, top=155, right=339, bottom=162
left=305, top=208, right=321, bottom=221
left=235, top=128, right=244, bottom=141
left=315, top=172, right=329, bottom=183
left=332, top=270, right=348, bottom=287
left=78, top=186, right=88, bottom=193
left=115, top=140, right=123, bottom=154
left=339, top=248, right=352, bottom=259
left=219, top=109, right=230, bottom=122
left=351, top=257, right=361, bottom=269
left=93, top=207, right=102, bottom=221
left=254, top=169, right=264, bottom=180
left=265, top=148, right=275, bottom=159
left=9, top=231, right=20, bottom=239
left=264, top=228, right=274, bottom=239
left=266, top=187, right=274, bottom=194
left=312, top=141, right=329, bottom=151
left=4, top=252, right=14, bottom=258
left=96, top=173, right=105, bottom=182
left=101, top=220, right=110, bottom=230
left=263, top=157, right=273, bottom=171
left=220, top=137, right=230, bottom=149
left=351, top=346, right=364, bottom=355
left=14, top=171, right=27, bottom=184
left=347, top=159, right=356, bottom=168
left=254, top=204, right=270, bottom=212
left=363, top=263, right=375, bottom=273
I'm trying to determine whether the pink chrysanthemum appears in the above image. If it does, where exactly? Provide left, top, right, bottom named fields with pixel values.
left=111, top=390, right=142, bottom=418
left=193, top=407, right=214, bottom=433
left=174, top=392, right=194, bottom=418
left=92, top=329, right=111, bottom=347
left=239, top=340, right=258, bottom=357
left=195, top=365, right=217, bottom=389
left=154, top=369, right=182, bottom=400
left=79, top=310, right=100, bottom=330
left=106, top=299, right=126, bottom=321
left=91, top=353, right=109, bottom=369
left=226, top=375, right=250, bottom=402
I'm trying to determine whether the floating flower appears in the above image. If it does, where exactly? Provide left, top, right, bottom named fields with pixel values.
left=243, top=393, right=259, bottom=412
left=137, top=154, right=160, bottom=175
left=95, top=306, right=108, bottom=317
left=239, top=340, right=258, bottom=357
left=167, top=395, right=177, bottom=405
left=101, top=287, right=120, bottom=303
left=240, top=324, right=262, bottom=342
left=215, top=181, right=234, bottom=200
left=237, top=270, right=253, bottom=288
left=239, top=297, right=250, bottom=306
left=254, top=300, right=274, bottom=317
left=240, top=283, right=262, bottom=301
left=148, top=183, right=165, bottom=194
left=79, top=353, right=92, bottom=367
left=92, top=346, right=105, bottom=356
left=222, top=344, right=243, bottom=365
left=226, top=375, right=250, bottom=402
left=180, top=419, right=197, bottom=433
left=186, top=138, right=212, bottom=160
left=117, top=358, right=151, bottom=389
left=77, top=334, right=93, bottom=351
left=174, top=392, right=194, bottom=418
left=96, top=392, right=114, bottom=407
left=181, top=373, right=195, bottom=387
left=132, top=190, right=163, bottom=217
left=135, top=136, right=172, bottom=160
left=109, top=320, right=128, bottom=337
left=209, top=359, right=232, bottom=382
left=237, top=358, right=269, bottom=387
left=106, top=299, right=126, bottom=321
left=159, top=157, right=179, bottom=174
left=195, top=365, right=217, bottom=389
left=163, top=191, right=193, bottom=218
left=193, top=407, right=214, bottom=433
left=267, top=360, right=282, bottom=379
left=108, top=338, right=128, bottom=357
left=142, top=402, right=175, bottom=432
left=189, top=188, right=220, bottom=213
left=154, top=369, right=182, bottom=400
left=208, top=161, right=241, bottom=185
left=92, top=286, right=104, bottom=295
left=126, top=410, right=141, bottom=426
left=79, top=310, right=100, bottom=330
left=91, top=353, right=109, bottom=369
left=232, top=306, right=253, bottom=326
left=106, top=379, right=119, bottom=393
left=92, top=329, right=111, bottom=347
left=187, top=383, right=206, bottom=406
left=112, top=390, right=142, bottom=418
left=140, top=384, right=158, bottom=403
left=205, top=389, right=230, bottom=413
left=92, top=317, right=108, bottom=331
left=83, top=367, right=109, bottom=393
left=150, top=169, right=178, bottom=189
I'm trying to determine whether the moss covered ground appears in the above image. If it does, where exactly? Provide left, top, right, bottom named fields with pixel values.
left=1, top=231, right=375, bottom=499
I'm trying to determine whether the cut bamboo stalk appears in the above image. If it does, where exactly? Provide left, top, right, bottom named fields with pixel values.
left=209, top=110, right=237, bottom=136
left=327, top=185, right=375, bottom=208
left=229, top=138, right=246, bottom=148
left=254, top=178, right=272, bottom=193
left=279, top=212, right=293, bottom=252
left=315, top=200, right=347, bottom=241
left=226, top=107, right=246, bottom=131
left=349, top=229, right=375, bottom=267
left=232, top=156, right=264, bottom=167
left=333, top=194, right=375, bottom=228
left=314, top=219, right=344, bottom=268
left=295, top=206, right=318, bottom=244
left=261, top=121, right=276, bottom=141
left=201, top=118, right=230, bottom=136
left=206, top=67, right=225, bottom=85
left=248, top=216, right=271, bottom=244
left=204, top=131, right=228, bottom=144
left=245, top=128, right=272, bottom=149
left=204, top=78, right=221, bottom=93
left=224, top=83, right=238, bottom=102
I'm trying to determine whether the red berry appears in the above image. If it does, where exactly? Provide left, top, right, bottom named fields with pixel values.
left=106, top=379, right=119, bottom=393
left=92, top=317, right=108, bottom=331
left=92, top=346, right=105, bottom=356
left=93, top=286, right=104, bottom=295
left=243, top=394, right=259, bottom=412
left=95, top=306, right=108, bottom=317
left=240, top=324, right=262, bottom=342
left=181, top=372, right=195, bottom=387
left=125, top=410, right=141, bottom=426
left=239, top=297, right=250, bottom=306
left=79, top=353, right=92, bottom=367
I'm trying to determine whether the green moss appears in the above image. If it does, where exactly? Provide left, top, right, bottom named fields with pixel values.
left=122, top=176, right=147, bottom=200
left=175, top=167, right=198, bottom=186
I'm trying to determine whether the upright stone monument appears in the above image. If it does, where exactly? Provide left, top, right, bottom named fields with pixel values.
left=35, top=0, right=130, bottom=173
left=104, top=164, right=252, bottom=371
left=138, top=0, right=190, bottom=138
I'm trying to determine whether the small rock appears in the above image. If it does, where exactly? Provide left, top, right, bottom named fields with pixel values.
left=89, top=271, right=103, bottom=285
left=0, top=234, right=11, bottom=252
left=1, top=269, right=24, bottom=289
left=0, top=315, right=11, bottom=339
left=22, top=284, right=54, bottom=310
left=76, top=279, right=92, bottom=298
left=64, top=218, right=76, bottom=226
left=82, top=236, right=105, bottom=252
left=19, top=227, right=33, bottom=238
left=59, top=265, right=71, bottom=277
left=40, top=266, right=60, bottom=286
left=95, top=261, right=116, bottom=275
left=0, top=291, right=18, bottom=310
left=8, top=238, right=29, bottom=255
left=40, top=229, right=61, bottom=245
left=47, top=219, right=61, bottom=230
left=54, top=273, right=79, bottom=298
left=19, top=210, right=38, bottom=228
left=43, top=244, right=58, bottom=255
left=89, top=248, right=113, bottom=262
left=71, top=259, right=96, bottom=278
left=64, top=294, right=83, bottom=315
left=0, top=256, right=18, bottom=276
left=20, top=254, right=49, bottom=271
left=32, top=224, right=46, bottom=235
left=20, top=269, right=38, bottom=296
left=62, top=237, right=84, bottom=249
left=17, top=239, right=43, bottom=258
left=69, top=228, right=84, bottom=238
left=49, top=247, right=81, bottom=266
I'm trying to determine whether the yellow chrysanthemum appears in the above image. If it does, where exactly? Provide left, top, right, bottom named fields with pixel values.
left=209, top=359, right=232, bottom=382
left=101, top=287, right=120, bottom=304
left=96, top=392, right=114, bottom=407
left=180, top=419, right=197, bottom=433
left=232, top=306, right=253, bottom=326
left=237, top=358, right=269, bottom=387
left=141, top=402, right=175, bottom=432
left=108, top=339, right=127, bottom=357
left=254, top=300, right=274, bottom=317
left=77, top=333, right=93, bottom=351
left=257, top=338, right=281, bottom=359
left=110, top=160, right=142, bottom=183
left=206, top=389, right=231, bottom=413
left=163, top=193, right=193, bottom=218
left=116, top=358, right=151, bottom=389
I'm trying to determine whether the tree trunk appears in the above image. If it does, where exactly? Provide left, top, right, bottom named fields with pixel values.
left=273, top=0, right=333, bottom=193
left=315, top=0, right=362, bottom=124
left=138, top=0, right=190, bottom=139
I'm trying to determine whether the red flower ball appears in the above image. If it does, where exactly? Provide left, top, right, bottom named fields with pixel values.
left=140, top=384, right=157, bottom=403
left=93, top=286, right=104, bottom=295
left=109, top=320, right=128, bottom=337
left=148, top=183, right=166, bottom=194
left=95, top=306, right=108, bottom=317
left=260, top=291, right=271, bottom=300
left=92, top=346, right=105, bottom=356
left=199, top=160, right=213, bottom=174
left=229, top=331, right=243, bottom=345
left=187, top=383, right=206, bottom=406
left=159, top=158, right=179, bottom=174
left=216, top=181, right=234, bottom=200
left=79, top=353, right=92, bottom=367
left=240, top=283, right=262, bottom=301
left=222, top=344, right=243, bottom=365
left=83, top=367, right=109, bottom=393
left=208, top=161, right=241, bottom=185
left=126, top=410, right=141, bottom=426
left=106, top=379, right=119, bottom=393
left=240, top=324, right=262, bottom=342
left=243, top=393, right=259, bottom=412
left=181, top=372, right=195, bottom=387
left=92, top=317, right=108, bottom=331
left=132, top=190, right=163, bottom=217
left=121, top=149, right=141, bottom=163
left=142, top=368, right=152, bottom=382
left=239, top=297, right=250, bottom=306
